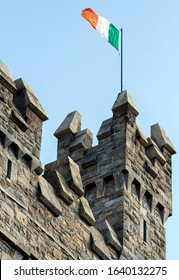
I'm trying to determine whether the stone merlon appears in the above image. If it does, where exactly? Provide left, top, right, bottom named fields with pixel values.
left=151, top=123, right=176, bottom=155
left=112, top=90, right=139, bottom=116
left=0, top=60, right=16, bottom=92
left=14, top=78, right=48, bottom=121
left=0, top=60, right=48, bottom=122
left=54, top=111, right=81, bottom=138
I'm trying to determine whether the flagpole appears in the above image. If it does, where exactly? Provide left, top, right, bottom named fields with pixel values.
left=120, top=28, right=123, bottom=92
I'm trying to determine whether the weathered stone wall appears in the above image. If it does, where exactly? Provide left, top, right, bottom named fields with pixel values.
left=0, top=61, right=176, bottom=260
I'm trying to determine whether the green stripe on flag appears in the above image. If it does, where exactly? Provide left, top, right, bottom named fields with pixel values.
left=108, top=24, right=120, bottom=51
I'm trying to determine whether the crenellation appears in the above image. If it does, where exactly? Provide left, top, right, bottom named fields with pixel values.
left=97, top=118, right=113, bottom=141
left=151, top=123, right=176, bottom=155
left=136, top=125, right=149, bottom=148
left=146, top=138, right=166, bottom=165
left=44, top=170, right=74, bottom=205
left=54, top=111, right=82, bottom=137
left=104, top=220, right=122, bottom=253
left=90, top=226, right=111, bottom=259
left=69, top=128, right=93, bottom=152
left=0, top=61, right=176, bottom=260
left=0, top=65, right=16, bottom=94
left=14, top=78, right=48, bottom=122
left=79, top=196, right=95, bottom=226
left=38, top=175, right=62, bottom=216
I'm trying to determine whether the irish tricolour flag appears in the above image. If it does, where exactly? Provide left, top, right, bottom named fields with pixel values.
left=81, top=8, right=121, bottom=52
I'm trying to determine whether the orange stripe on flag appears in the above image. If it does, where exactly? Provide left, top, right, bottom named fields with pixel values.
left=81, top=8, right=98, bottom=29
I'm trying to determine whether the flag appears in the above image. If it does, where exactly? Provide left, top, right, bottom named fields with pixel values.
left=81, top=8, right=120, bottom=52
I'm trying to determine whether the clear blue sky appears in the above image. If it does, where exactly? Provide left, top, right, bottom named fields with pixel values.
left=1, top=0, right=178, bottom=259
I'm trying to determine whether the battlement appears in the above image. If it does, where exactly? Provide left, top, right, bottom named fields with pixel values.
left=0, top=61, right=176, bottom=260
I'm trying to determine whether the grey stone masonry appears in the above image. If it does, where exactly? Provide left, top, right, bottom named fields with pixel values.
left=0, top=61, right=176, bottom=260
left=39, top=176, right=62, bottom=216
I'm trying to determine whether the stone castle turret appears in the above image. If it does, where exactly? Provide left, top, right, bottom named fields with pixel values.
left=0, top=61, right=176, bottom=259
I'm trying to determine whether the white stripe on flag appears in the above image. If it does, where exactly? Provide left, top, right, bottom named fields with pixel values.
left=96, top=16, right=110, bottom=41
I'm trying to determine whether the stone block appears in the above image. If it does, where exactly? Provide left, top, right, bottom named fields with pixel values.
left=56, top=172, right=74, bottom=205
left=0, top=60, right=13, bottom=80
left=114, top=171, right=127, bottom=191
left=1, top=201, right=14, bottom=217
left=54, top=111, right=81, bottom=138
left=104, top=220, right=122, bottom=252
left=112, top=90, right=139, bottom=117
left=38, top=176, right=62, bottom=216
left=68, top=156, right=84, bottom=196
left=44, top=170, right=74, bottom=205
left=34, top=165, right=43, bottom=175
left=16, top=241, right=31, bottom=257
left=0, top=60, right=16, bottom=93
left=146, top=138, right=166, bottom=165
left=53, top=247, right=62, bottom=259
left=79, top=197, right=95, bottom=226
left=30, top=249, right=41, bottom=260
left=151, top=123, right=176, bottom=155
left=145, top=161, right=157, bottom=178
left=13, top=250, right=26, bottom=260
left=81, top=153, right=97, bottom=168
left=0, top=252, right=13, bottom=260
left=11, top=110, right=28, bottom=132
left=104, top=196, right=123, bottom=209
left=15, top=211, right=27, bottom=225
left=14, top=78, right=48, bottom=121
left=136, top=125, right=148, bottom=147
left=0, top=227, right=17, bottom=247
left=44, top=161, right=56, bottom=173
left=30, top=157, right=43, bottom=175
left=69, top=129, right=93, bottom=151
left=97, top=118, right=113, bottom=140
left=90, top=227, right=110, bottom=259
